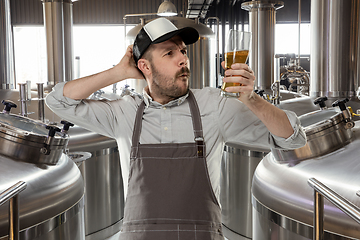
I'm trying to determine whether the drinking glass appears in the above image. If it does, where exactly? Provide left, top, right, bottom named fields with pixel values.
left=221, top=30, right=251, bottom=98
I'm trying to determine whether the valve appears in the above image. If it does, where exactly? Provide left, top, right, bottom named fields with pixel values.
left=332, top=98, right=354, bottom=129
left=60, top=120, right=74, bottom=134
left=254, top=90, right=265, bottom=97
left=40, top=125, right=61, bottom=155
left=314, top=96, right=328, bottom=110
left=2, top=100, right=17, bottom=114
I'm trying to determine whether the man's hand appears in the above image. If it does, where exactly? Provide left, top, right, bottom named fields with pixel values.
left=221, top=61, right=256, bottom=101
left=114, top=45, right=144, bottom=81
left=63, top=45, right=144, bottom=100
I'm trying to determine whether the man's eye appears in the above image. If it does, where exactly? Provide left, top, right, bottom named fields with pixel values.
left=165, top=51, right=172, bottom=56
left=181, top=50, right=187, bottom=55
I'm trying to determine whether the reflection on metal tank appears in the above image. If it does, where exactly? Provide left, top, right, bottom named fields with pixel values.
left=242, top=1, right=284, bottom=92
left=0, top=112, right=85, bottom=240
left=252, top=103, right=360, bottom=239
left=0, top=89, right=125, bottom=240
left=220, top=143, right=269, bottom=240
left=310, top=0, right=360, bottom=99
left=126, top=16, right=216, bottom=90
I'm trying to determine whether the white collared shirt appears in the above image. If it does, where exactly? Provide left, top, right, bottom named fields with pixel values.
left=46, top=82, right=306, bottom=202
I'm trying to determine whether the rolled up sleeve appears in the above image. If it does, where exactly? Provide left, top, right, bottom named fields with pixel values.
left=269, top=110, right=307, bottom=150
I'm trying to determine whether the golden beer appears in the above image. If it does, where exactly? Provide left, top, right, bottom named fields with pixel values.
left=221, top=50, right=249, bottom=93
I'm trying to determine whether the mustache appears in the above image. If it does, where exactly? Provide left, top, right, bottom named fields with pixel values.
left=176, top=67, right=190, bottom=77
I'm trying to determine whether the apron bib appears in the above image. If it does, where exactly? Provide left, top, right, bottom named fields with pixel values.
left=120, top=91, right=224, bottom=240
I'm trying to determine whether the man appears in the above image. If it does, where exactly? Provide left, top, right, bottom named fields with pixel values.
left=46, top=18, right=306, bottom=240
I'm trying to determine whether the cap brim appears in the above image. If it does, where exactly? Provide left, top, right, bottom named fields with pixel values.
left=153, top=27, right=199, bottom=45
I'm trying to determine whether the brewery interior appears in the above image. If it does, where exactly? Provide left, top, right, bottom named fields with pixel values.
left=0, top=0, right=360, bottom=239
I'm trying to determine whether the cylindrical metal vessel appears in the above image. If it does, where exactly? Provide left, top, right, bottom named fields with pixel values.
left=0, top=112, right=85, bottom=240
left=126, top=16, right=216, bottom=90
left=220, top=142, right=269, bottom=240
left=242, top=1, right=284, bottom=92
left=0, top=89, right=125, bottom=240
left=67, top=127, right=124, bottom=240
left=310, top=0, right=360, bottom=98
left=0, top=0, right=15, bottom=90
left=42, top=0, right=74, bottom=89
left=252, top=108, right=360, bottom=239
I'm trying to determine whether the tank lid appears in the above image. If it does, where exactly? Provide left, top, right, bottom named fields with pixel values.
left=299, top=108, right=344, bottom=136
left=0, top=113, right=68, bottom=164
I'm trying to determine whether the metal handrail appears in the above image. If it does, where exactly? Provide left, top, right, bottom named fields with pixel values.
left=307, top=178, right=360, bottom=240
left=0, top=181, right=27, bottom=240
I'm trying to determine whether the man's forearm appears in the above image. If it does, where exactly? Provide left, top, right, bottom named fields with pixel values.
left=242, top=94, right=294, bottom=139
left=63, top=67, right=121, bottom=100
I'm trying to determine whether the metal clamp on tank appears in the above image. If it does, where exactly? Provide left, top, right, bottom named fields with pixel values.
left=313, top=96, right=328, bottom=110
left=60, top=120, right=74, bottom=134
left=41, top=125, right=61, bottom=155
left=1, top=100, right=17, bottom=114
left=332, top=98, right=355, bottom=129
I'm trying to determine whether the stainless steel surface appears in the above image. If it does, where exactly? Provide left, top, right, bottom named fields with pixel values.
left=242, top=1, right=284, bottom=92
left=67, top=127, right=124, bottom=239
left=252, top=121, right=360, bottom=239
left=43, top=0, right=74, bottom=89
left=126, top=16, right=216, bottom=90
left=0, top=181, right=26, bottom=240
left=0, top=0, right=15, bottom=90
left=221, top=142, right=269, bottom=239
left=18, top=83, right=28, bottom=117
left=252, top=199, right=353, bottom=240
left=0, top=89, right=125, bottom=240
left=37, top=83, right=45, bottom=122
left=0, top=153, right=84, bottom=239
left=222, top=224, right=250, bottom=240
left=205, top=17, right=220, bottom=87
left=272, top=107, right=353, bottom=163
left=0, top=113, right=69, bottom=165
left=308, top=178, right=360, bottom=238
left=313, top=191, right=324, bottom=240
left=310, top=0, right=360, bottom=98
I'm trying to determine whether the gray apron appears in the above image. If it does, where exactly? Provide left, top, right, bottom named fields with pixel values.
left=119, top=91, right=224, bottom=240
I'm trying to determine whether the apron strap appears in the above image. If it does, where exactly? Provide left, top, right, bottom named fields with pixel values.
left=131, top=90, right=205, bottom=158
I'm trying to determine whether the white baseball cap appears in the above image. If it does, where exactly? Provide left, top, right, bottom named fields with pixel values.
left=133, top=18, right=199, bottom=64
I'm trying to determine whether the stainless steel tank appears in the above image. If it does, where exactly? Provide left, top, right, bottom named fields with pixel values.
left=0, top=89, right=125, bottom=240
left=220, top=142, right=269, bottom=240
left=125, top=16, right=216, bottom=90
left=0, top=112, right=85, bottom=240
left=252, top=102, right=360, bottom=239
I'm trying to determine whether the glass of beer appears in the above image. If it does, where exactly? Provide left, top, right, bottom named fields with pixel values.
left=221, top=30, right=251, bottom=98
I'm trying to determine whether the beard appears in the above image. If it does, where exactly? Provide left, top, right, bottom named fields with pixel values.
left=150, top=62, right=191, bottom=100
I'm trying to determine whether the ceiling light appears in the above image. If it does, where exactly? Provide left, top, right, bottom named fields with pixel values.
left=157, top=0, right=178, bottom=17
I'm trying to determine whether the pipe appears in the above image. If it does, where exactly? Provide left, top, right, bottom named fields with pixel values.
left=42, top=0, right=74, bottom=89
left=241, top=1, right=284, bottom=92
left=0, top=181, right=27, bottom=240
left=205, top=17, right=220, bottom=87
left=308, top=178, right=360, bottom=240
left=37, top=83, right=45, bottom=122
left=298, top=0, right=301, bottom=66
left=18, top=83, right=28, bottom=117
left=310, top=0, right=359, bottom=98
left=0, top=0, right=16, bottom=89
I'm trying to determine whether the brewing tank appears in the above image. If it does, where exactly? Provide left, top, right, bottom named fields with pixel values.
left=252, top=102, right=360, bottom=239
left=0, top=89, right=125, bottom=240
left=125, top=16, right=216, bottom=90
left=0, top=111, right=85, bottom=240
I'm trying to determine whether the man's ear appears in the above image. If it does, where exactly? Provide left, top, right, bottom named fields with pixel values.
left=137, top=59, right=151, bottom=77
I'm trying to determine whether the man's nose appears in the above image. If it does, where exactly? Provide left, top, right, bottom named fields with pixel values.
left=178, top=52, right=188, bottom=67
